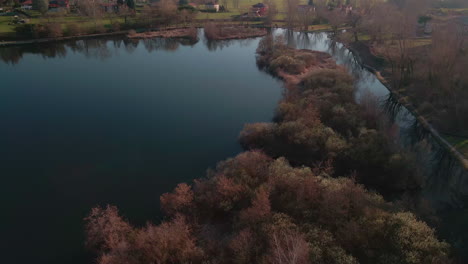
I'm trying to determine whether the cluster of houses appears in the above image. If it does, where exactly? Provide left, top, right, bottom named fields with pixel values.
left=17, top=0, right=142, bottom=13
left=201, top=2, right=270, bottom=17
left=13, top=0, right=274, bottom=17
left=12, top=0, right=356, bottom=19
left=19, top=0, right=69, bottom=11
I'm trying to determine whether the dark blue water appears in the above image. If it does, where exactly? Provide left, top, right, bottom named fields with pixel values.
left=0, top=36, right=282, bottom=264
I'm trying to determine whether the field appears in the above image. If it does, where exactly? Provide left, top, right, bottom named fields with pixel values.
left=0, top=16, right=15, bottom=33
left=0, top=0, right=312, bottom=37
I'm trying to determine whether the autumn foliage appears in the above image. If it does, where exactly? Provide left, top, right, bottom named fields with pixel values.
left=86, top=151, right=450, bottom=264
left=242, top=37, right=423, bottom=196
left=85, top=37, right=451, bottom=264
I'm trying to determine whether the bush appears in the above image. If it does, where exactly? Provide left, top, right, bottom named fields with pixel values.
left=14, top=24, right=35, bottom=38
left=204, top=22, right=220, bottom=40
left=65, top=23, right=82, bottom=36
left=86, top=151, right=450, bottom=264
left=270, top=55, right=306, bottom=74
left=93, top=23, right=107, bottom=34
left=110, top=21, right=121, bottom=32
left=44, top=23, right=63, bottom=38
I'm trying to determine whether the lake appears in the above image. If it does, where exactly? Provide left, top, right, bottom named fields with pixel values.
left=1, top=29, right=467, bottom=263
left=0, top=33, right=282, bottom=264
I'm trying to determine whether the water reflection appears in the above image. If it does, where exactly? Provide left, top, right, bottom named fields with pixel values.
left=275, top=28, right=468, bottom=259
left=0, top=31, right=267, bottom=63
left=0, top=41, right=68, bottom=64
left=1, top=28, right=467, bottom=257
left=382, top=93, right=405, bottom=124
left=203, top=37, right=256, bottom=51
left=259, top=28, right=468, bottom=257
left=0, top=33, right=282, bottom=264
left=2, top=29, right=466, bottom=208
left=0, top=36, right=200, bottom=64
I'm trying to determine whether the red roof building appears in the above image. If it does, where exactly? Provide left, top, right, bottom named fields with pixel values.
left=251, top=3, right=268, bottom=17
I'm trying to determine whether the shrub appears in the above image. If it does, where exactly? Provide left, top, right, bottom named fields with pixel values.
left=110, top=21, right=121, bottom=32
left=14, top=24, right=35, bottom=38
left=270, top=55, right=306, bottom=74
left=44, top=23, right=63, bottom=38
left=66, top=23, right=82, bottom=36
left=204, top=22, right=221, bottom=40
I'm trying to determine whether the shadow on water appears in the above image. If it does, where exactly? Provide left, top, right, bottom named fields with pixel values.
left=382, top=93, right=405, bottom=124
left=203, top=37, right=256, bottom=51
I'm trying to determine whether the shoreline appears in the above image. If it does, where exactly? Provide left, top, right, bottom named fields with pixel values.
left=0, top=30, right=129, bottom=47
left=346, top=41, right=468, bottom=170
left=0, top=25, right=267, bottom=47
left=1, top=28, right=465, bottom=170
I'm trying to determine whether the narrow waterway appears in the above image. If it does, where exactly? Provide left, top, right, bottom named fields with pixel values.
left=275, top=29, right=468, bottom=258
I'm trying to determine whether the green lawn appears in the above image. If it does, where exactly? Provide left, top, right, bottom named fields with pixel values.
left=0, top=0, right=311, bottom=38
left=195, top=0, right=308, bottom=20
left=0, top=13, right=128, bottom=38
left=196, top=11, right=241, bottom=19
left=0, top=16, right=16, bottom=33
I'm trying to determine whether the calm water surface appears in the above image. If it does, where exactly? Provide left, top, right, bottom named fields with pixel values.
left=2, top=30, right=467, bottom=262
left=0, top=34, right=282, bottom=264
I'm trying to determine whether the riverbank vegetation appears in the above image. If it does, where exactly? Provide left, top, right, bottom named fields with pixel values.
left=127, top=27, right=197, bottom=39
left=86, top=151, right=450, bottom=264
left=204, top=23, right=266, bottom=40
left=248, top=35, right=423, bottom=198
left=305, top=0, right=468, bottom=157
left=84, top=36, right=453, bottom=263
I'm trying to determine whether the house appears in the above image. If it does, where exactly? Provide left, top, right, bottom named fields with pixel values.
left=251, top=3, right=268, bottom=17
left=20, top=0, right=33, bottom=10
left=49, top=0, right=69, bottom=9
left=100, top=2, right=120, bottom=13
left=188, top=3, right=197, bottom=8
left=205, top=2, right=219, bottom=12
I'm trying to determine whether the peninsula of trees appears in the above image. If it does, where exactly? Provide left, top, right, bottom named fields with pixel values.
left=84, top=35, right=453, bottom=264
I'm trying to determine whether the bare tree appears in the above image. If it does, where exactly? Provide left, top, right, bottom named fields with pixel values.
left=157, top=0, right=178, bottom=28
left=373, top=4, right=417, bottom=88
left=318, top=7, right=347, bottom=37
left=285, top=0, right=299, bottom=28
left=232, top=0, right=239, bottom=9
left=77, top=0, right=103, bottom=30
left=263, top=0, right=278, bottom=26
left=266, top=231, right=310, bottom=264
left=221, top=0, right=228, bottom=10
left=426, top=21, right=467, bottom=92
left=297, top=5, right=316, bottom=31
